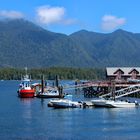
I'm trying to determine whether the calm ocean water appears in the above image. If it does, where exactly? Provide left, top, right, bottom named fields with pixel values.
left=0, top=80, right=140, bottom=140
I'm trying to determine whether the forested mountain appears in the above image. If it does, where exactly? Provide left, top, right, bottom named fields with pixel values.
left=70, top=29, right=140, bottom=67
left=0, top=19, right=140, bottom=68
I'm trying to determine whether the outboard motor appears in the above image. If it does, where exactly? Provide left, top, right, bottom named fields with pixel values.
left=135, top=100, right=139, bottom=106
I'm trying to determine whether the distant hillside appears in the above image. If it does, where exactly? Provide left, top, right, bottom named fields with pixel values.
left=0, top=19, right=140, bottom=68
left=70, top=29, right=140, bottom=67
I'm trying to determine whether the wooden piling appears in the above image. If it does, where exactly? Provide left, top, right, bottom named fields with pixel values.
left=58, top=86, right=64, bottom=98
left=41, top=75, right=44, bottom=93
left=55, top=75, right=59, bottom=88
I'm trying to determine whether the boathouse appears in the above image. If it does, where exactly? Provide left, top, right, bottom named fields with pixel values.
left=106, top=67, right=140, bottom=81
left=83, top=67, right=140, bottom=97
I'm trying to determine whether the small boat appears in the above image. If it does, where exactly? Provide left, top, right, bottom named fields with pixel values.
left=92, top=85, right=139, bottom=108
left=105, top=100, right=138, bottom=108
left=92, top=98, right=138, bottom=108
left=18, top=74, right=35, bottom=98
left=48, top=95, right=83, bottom=108
left=36, top=87, right=61, bottom=98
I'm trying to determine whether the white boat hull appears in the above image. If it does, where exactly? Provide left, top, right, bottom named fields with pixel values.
left=49, top=99, right=82, bottom=108
left=92, top=98, right=138, bottom=108
left=91, top=99, right=107, bottom=107
left=105, top=100, right=136, bottom=108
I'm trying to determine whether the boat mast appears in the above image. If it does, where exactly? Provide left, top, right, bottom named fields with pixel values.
left=25, top=67, right=28, bottom=76
left=24, top=67, right=30, bottom=80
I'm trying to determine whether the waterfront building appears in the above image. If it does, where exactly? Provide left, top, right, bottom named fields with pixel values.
left=106, top=67, right=140, bottom=81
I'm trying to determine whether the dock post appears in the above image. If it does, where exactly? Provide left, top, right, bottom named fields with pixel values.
left=111, top=80, right=116, bottom=100
left=55, top=75, right=59, bottom=88
left=75, top=80, right=78, bottom=94
left=41, top=75, right=44, bottom=93
left=58, top=86, right=63, bottom=98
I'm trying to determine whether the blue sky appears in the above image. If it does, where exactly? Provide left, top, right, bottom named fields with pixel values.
left=0, top=0, right=140, bottom=34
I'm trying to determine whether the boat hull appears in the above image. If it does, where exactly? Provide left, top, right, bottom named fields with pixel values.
left=105, top=101, right=136, bottom=108
left=18, top=89, right=35, bottom=98
left=52, top=102, right=77, bottom=108
left=36, top=94, right=61, bottom=98
left=50, top=99, right=82, bottom=108
left=92, top=99, right=137, bottom=108
left=92, top=99, right=107, bottom=107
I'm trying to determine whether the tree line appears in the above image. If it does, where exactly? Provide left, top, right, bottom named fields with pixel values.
left=0, top=67, right=106, bottom=80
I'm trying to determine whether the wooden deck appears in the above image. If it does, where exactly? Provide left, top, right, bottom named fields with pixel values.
left=74, top=81, right=140, bottom=88
left=73, top=81, right=140, bottom=98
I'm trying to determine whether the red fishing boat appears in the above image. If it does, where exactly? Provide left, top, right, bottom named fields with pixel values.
left=18, top=74, right=35, bottom=98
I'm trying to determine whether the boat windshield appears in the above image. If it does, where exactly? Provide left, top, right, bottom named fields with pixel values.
left=64, top=95, right=73, bottom=100
left=21, top=81, right=30, bottom=87
left=47, top=90, right=58, bottom=93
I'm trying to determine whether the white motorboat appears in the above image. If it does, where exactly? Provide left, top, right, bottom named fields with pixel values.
left=48, top=95, right=82, bottom=108
left=92, top=98, right=138, bottom=108
left=105, top=100, right=138, bottom=108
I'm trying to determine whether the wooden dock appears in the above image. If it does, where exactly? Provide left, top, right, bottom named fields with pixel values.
left=63, top=80, right=140, bottom=98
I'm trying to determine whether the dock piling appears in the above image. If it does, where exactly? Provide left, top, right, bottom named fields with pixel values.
left=41, top=75, right=44, bottom=93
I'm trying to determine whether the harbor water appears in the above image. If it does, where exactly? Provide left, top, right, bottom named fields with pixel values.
left=0, top=80, right=140, bottom=140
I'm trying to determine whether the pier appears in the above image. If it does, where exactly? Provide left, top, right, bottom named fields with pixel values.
left=63, top=80, right=140, bottom=98
left=63, top=67, right=140, bottom=98
left=33, top=67, right=140, bottom=99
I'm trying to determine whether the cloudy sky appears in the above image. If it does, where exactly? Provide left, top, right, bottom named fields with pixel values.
left=0, top=0, right=140, bottom=34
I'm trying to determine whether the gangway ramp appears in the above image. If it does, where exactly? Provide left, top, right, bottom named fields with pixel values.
left=63, top=83, right=94, bottom=90
left=100, top=84, right=140, bottom=99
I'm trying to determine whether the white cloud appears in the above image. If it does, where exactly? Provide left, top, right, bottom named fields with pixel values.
left=101, top=15, right=126, bottom=31
left=36, top=5, right=76, bottom=25
left=0, top=10, right=24, bottom=19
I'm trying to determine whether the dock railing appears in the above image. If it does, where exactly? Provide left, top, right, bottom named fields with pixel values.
left=100, top=84, right=140, bottom=99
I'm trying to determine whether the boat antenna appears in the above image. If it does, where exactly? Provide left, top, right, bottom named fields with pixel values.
left=24, top=67, right=29, bottom=79
left=25, top=67, right=28, bottom=75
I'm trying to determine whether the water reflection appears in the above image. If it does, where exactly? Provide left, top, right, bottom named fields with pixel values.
left=40, top=98, right=45, bottom=109
left=100, top=107, right=140, bottom=135
left=19, top=98, right=34, bottom=103
left=19, top=98, right=33, bottom=120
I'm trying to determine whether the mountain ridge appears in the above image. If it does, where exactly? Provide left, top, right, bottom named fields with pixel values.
left=0, top=19, right=140, bottom=68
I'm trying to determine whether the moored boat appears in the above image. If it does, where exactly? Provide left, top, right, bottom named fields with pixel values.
left=18, top=75, right=35, bottom=98
left=105, top=100, right=138, bottom=108
left=91, top=98, right=138, bottom=108
left=36, top=87, right=61, bottom=98
left=48, top=95, right=83, bottom=108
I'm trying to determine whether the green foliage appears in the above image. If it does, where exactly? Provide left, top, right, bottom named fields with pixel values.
left=0, top=67, right=105, bottom=80
left=0, top=20, right=140, bottom=68
left=0, top=68, right=24, bottom=80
